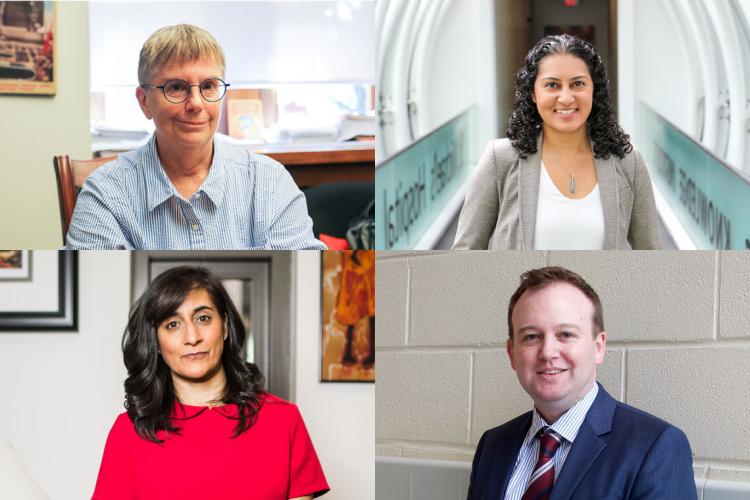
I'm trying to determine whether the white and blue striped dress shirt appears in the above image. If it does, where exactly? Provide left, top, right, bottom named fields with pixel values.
left=504, top=382, right=599, bottom=500
left=65, top=134, right=326, bottom=250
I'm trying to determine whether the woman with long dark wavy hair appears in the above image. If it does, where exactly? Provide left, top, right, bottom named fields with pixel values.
left=92, top=266, right=329, bottom=500
left=453, top=34, right=661, bottom=250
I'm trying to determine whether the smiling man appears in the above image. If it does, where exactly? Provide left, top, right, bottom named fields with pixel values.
left=467, top=266, right=697, bottom=500
left=66, top=24, right=325, bottom=250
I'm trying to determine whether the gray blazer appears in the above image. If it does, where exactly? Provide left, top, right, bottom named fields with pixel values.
left=452, top=136, right=662, bottom=249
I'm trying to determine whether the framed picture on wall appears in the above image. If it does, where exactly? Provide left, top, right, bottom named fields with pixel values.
left=0, top=250, right=30, bottom=279
left=321, top=250, right=375, bottom=382
left=0, top=1, right=56, bottom=95
left=0, top=251, right=77, bottom=331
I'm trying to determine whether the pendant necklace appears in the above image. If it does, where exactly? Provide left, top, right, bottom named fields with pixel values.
left=567, top=170, right=576, bottom=194
left=553, top=162, right=577, bottom=194
left=546, top=154, right=579, bottom=193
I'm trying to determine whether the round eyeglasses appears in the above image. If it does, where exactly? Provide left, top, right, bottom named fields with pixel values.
left=140, top=78, right=230, bottom=104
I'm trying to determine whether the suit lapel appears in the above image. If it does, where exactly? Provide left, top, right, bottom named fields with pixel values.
left=519, top=136, right=542, bottom=250
left=486, top=413, right=532, bottom=500
left=549, top=384, right=616, bottom=500
left=594, top=155, right=618, bottom=248
left=548, top=421, right=605, bottom=500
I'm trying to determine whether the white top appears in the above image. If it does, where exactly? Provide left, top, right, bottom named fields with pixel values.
left=534, top=161, right=605, bottom=250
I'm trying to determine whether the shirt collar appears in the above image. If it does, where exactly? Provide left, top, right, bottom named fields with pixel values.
left=171, top=400, right=240, bottom=420
left=527, top=382, right=599, bottom=445
left=199, top=137, right=226, bottom=207
left=143, top=133, right=227, bottom=212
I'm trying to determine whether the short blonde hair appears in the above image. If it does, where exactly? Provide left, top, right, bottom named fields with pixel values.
left=138, top=24, right=225, bottom=84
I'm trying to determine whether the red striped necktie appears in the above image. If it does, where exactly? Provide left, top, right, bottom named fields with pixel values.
left=521, top=427, right=563, bottom=500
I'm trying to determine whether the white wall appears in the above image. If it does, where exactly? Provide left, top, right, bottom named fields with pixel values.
left=618, top=0, right=636, bottom=133
left=0, top=2, right=91, bottom=249
left=0, top=251, right=130, bottom=500
left=89, top=1, right=376, bottom=86
left=422, top=0, right=497, bottom=143
left=294, top=251, right=375, bottom=500
left=619, top=0, right=709, bottom=145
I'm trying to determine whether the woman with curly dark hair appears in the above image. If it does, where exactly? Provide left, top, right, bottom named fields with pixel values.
left=453, top=34, right=661, bottom=249
left=92, top=266, right=329, bottom=500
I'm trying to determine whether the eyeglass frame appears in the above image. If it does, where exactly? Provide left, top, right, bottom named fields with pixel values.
left=139, top=78, right=231, bottom=104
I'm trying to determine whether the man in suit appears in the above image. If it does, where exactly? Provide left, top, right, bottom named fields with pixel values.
left=468, top=266, right=696, bottom=500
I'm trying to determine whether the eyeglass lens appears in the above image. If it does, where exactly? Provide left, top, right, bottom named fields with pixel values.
left=163, top=79, right=226, bottom=102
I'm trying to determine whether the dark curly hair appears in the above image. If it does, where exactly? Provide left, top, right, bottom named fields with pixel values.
left=122, top=266, right=265, bottom=443
left=506, top=34, right=632, bottom=159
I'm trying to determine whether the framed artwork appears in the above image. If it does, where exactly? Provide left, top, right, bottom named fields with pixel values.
left=0, top=250, right=30, bottom=279
left=321, top=250, right=375, bottom=382
left=0, top=251, right=77, bottom=331
left=0, top=1, right=56, bottom=95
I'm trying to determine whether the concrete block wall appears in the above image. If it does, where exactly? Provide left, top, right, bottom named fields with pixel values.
left=376, top=251, right=750, bottom=485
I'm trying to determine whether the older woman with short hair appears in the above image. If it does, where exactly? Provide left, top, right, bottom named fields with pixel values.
left=92, top=266, right=329, bottom=499
left=67, top=24, right=326, bottom=250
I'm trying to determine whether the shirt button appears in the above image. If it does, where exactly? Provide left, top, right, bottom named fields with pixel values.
left=191, top=224, right=199, bottom=231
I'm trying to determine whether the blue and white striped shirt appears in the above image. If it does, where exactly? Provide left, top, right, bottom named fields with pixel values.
left=65, top=134, right=326, bottom=250
left=504, top=382, right=599, bottom=500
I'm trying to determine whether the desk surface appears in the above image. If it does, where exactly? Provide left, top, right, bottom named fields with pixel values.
left=93, top=137, right=374, bottom=162
left=256, top=141, right=374, bottom=165
left=91, top=136, right=374, bottom=187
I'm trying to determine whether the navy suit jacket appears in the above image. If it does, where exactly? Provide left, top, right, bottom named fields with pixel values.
left=467, top=384, right=697, bottom=500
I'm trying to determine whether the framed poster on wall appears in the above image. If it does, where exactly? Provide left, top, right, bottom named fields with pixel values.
left=0, top=1, right=56, bottom=95
left=0, top=251, right=76, bottom=330
left=0, top=250, right=30, bottom=279
left=321, top=250, right=375, bottom=382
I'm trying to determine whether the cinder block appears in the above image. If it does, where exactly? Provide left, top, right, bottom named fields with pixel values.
left=378, top=251, right=422, bottom=259
left=718, top=252, right=750, bottom=340
left=400, top=446, right=475, bottom=462
left=548, top=251, right=715, bottom=342
left=471, top=350, right=532, bottom=444
left=471, top=348, right=623, bottom=444
left=707, top=468, right=750, bottom=482
left=377, top=351, right=471, bottom=443
left=376, top=258, right=409, bottom=347
left=597, top=348, right=624, bottom=401
left=409, top=252, right=547, bottom=346
left=694, top=465, right=708, bottom=479
left=628, top=348, right=750, bottom=461
left=376, top=444, right=403, bottom=457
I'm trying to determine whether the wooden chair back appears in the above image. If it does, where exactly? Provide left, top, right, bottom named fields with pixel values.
left=53, top=155, right=117, bottom=242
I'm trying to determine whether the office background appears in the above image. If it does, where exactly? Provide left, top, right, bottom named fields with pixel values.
left=376, top=251, right=750, bottom=491
left=0, top=2, right=90, bottom=249
left=0, top=1, right=375, bottom=249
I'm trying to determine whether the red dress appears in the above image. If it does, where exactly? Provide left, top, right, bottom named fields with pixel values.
left=92, top=394, right=329, bottom=499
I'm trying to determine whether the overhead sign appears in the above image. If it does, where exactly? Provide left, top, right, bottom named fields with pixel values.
left=375, top=106, right=478, bottom=249
left=638, top=102, right=750, bottom=249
